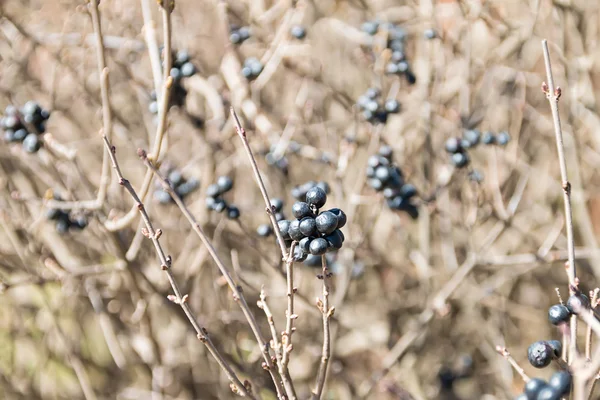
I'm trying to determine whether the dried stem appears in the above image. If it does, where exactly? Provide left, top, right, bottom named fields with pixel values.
left=312, top=255, right=334, bottom=400
left=495, top=346, right=530, bottom=382
left=141, top=153, right=286, bottom=399
left=141, top=0, right=163, bottom=98
left=541, top=39, right=578, bottom=361
left=100, top=135, right=253, bottom=398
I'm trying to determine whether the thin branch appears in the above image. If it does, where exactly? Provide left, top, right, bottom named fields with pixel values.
left=280, top=244, right=299, bottom=400
left=495, top=346, right=530, bottom=382
left=312, top=255, right=334, bottom=400
left=541, top=39, right=578, bottom=361
left=141, top=0, right=163, bottom=99
left=140, top=152, right=286, bottom=400
left=100, top=135, right=253, bottom=398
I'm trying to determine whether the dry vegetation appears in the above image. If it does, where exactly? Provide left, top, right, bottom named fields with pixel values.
left=2, top=0, right=600, bottom=399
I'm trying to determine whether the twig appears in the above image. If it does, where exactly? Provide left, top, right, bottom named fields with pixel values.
left=140, top=151, right=286, bottom=400
left=100, top=136, right=253, bottom=398
left=541, top=39, right=578, bottom=361
left=312, top=255, right=334, bottom=400
left=280, top=244, right=299, bottom=400
left=141, top=0, right=163, bottom=99
left=495, top=346, right=530, bottom=382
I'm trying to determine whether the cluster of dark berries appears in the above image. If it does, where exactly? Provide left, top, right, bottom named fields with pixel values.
left=46, top=194, right=88, bottom=234
left=153, top=167, right=199, bottom=204
left=1, top=102, right=50, bottom=153
left=514, top=370, right=571, bottom=400
left=445, top=129, right=511, bottom=169
left=229, top=25, right=251, bottom=44
left=367, top=145, right=418, bottom=219
left=277, top=186, right=346, bottom=261
left=241, top=57, right=263, bottom=80
left=205, top=176, right=240, bottom=219
left=256, top=198, right=286, bottom=238
left=149, top=50, right=196, bottom=114
left=291, top=180, right=330, bottom=201
left=356, top=88, right=400, bottom=124
left=290, top=25, right=306, bottom=39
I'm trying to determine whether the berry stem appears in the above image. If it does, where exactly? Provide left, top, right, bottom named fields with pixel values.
left=312, top=255, right=333, bottom=400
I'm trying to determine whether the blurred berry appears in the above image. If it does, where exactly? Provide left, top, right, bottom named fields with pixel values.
left=385, top=99, right=400, bottom=113
left=290, top=25, right=306, bottom=39
left=217, top=176, right=233, bottom=193
left=451, top=152, right=469, bottom=168
left=226, top=205, right=240, bottom=219
left=424, top=28, right=437, bottom=39
left=497, top=131, right=511, bottom=146
left=482, top=131, right=495, bottom=145
left=154, top=189, right=172, bottom=204
left=548, top=370, right=571, bottom=395
left=463, top=129, right=481, bottom=146
left=23, top=133, right=41, bottom=153
left=445, top=137, right=461, bottom=154
left=535, top=387, right=561, bottom=400
left=567, top=293, right=590, bottom=314
left=270, top=198, right=284, bottom=213
left=180, top=62, right=196, bottom=77
left=257, top=224, right=273, bottom=237
left=524, top=378, right=546, bottom=399
left=361, top=21, right=379, bottom=36
left=206, top=184, right=221, bottom=198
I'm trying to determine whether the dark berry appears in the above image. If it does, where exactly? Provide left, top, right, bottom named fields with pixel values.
left=463, top=129, right=480, bottom=146
left=168, top=170, right=183, bottom=186
left=527, top=341, right=553, bottom=368
left=535, top=387, right=561, bottom=400
left=230, top=31, right=242, bottom=44
left=460, top=138, right=472, bottom=149
left=241, top=66, right=253, bottom=78
left=176, top=179, right=199, bottom=197
left=3, top=129, right=15, bottom=142
left=315, top=211, right=338, bottom=234
left=3, top=115, right=19, bottom=130
left=566, top=293, right=590, bottom=314
left=13, top=129, right=27, bottom=141
left=406, top=70, right=417, bottom=85
left=292, top=202, right=312, bottom=219
left=388, top=38, right=404, bottom=52
left=238, top=26, right=251, bottom=41
left=524, top=378, right=546, bottom=399
left=391, top=50, right=405, bottom=62
left=299, top=217, right=317, bottom=236
left=170, top=67, right=182, bottom=82
left=384, top=99, right=400, bottom=113
left=513, top=394, right=528, bottom=400
left=309, top=238, right=328, bottom=255
left=369, top=178, right=384, bottom=191
left=212, top=198, right=227, bottom=213
left=257, top=224, right=272, bottom=237
left=175, top=50, right=190, bottom=65
left=154, top=189, right=172, bottom=204
left=366, top=166, right=375, bottom=178
left=365, top=100, right=378, bottom=112
left=278, top=220, right=291, bottom=240
left=217, top=176, right=233, bottom=193
left=56, top=219, right=70, bottom=234
left=482, top=131, right=495, bottom=145
left=292, top=246, right=308, bottom=262
left=548, top=304, right=571, bottom=325
left=548, top=370, right=571, bottom=395
left=451, top=152, right=469, bottom=168
left=325, top=230, right=344, bottom=250
left=299, top=236, right=312, bottom=253
left=72, top=215, right=88, bottom=229
left=206, top=184, right=221, bottom=197
left=468, top=170, right=484, bottom=182
left=205, top=196, right=216, bottom=209
left=399, top=184, right=417, bottom=199
left=306, top=187, right=327, bottom=209
left=497, top=131, right=510, bottom=146
left=424, top=28, right=436, bottom=39
left=378, top=145, right=393, bottom=159
left=149, top=101, right=159, bottom=114
left=270, top=198, right=284, bottom=213
left=445, top=137, right=461, bottom=154
left=397, top=61, right=409, bottom=73
left=361, top=21, right=379, bottom=35
left=388, top=166, right=404, bottom=188
left=290, top=25, right=306, bottom=39
left=375, top=166, right=390, bottom=182
left=23, top=133, right=40, bottom=153
left=365, top=87, right=380, bottom=99
left=180, top=62, right=196, bottom=77
left=275, top=212, right=286, bottom=221
left=226, top=205, right=240, bottom=219
left=547, top=340, right=562, bottom=358
left=389, top=25, right=407, bottom=41
left=288, top=219, right=303, bottom=241
left=328, top=208, right=347, bottom=229
left=383, top=187, right=399, bottom=199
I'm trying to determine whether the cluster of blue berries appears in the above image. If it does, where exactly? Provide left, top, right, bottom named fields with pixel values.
left=229, top=25, right=251, bottom=45
left=149, top=50, right=196, bottom=114
left=205, top=176, right=240, bottom=219
left=360, top=21, right=416, bottom=85
left=241, top=57, right=263, bottom=81
left=1, top=102, right=50, bottom=153
left=367, top=145, right=418, bottom=219
left=277, top=186, right=346, bottom=261
left=46, top=194, right=88, bottom=234
left=356, top=88, right=400, bottom=124
left=445, top=129, right=511, bottom=168
left=154, top=167, right=199, bottom=204
left=514, top=370, right=571, bottom=400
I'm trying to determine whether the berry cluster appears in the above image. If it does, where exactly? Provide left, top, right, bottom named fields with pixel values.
left=153, top=167, right=199, bottom=204
left=1, top=102, right=50, bottom=153
left=445, top=129, right=511, bottom=169
left=356, top=88, right=400, bottom=124
left=367, top=145, right=418, bottom=219
left=514, top=371, right=571, bottom=400
left=149, top=50, right=197, bottom=114
left=229, top=25, right=251, bottom=45
left=205, top=176, right=240, bottom=219
left=278, top=186, right=346, bottom=261
left=241, top=57, right=263, bottom=80
left=46, top=194, right=88, bottom=234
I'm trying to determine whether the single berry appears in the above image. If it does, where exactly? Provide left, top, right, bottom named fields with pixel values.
left=388, top=38, right=404, bottom=52
left=309, top=238, right=328, bottom=255
left=384, top=99, right=400, bottom=113
left=375, top=166, right=391, bottom=182
left=22, top=101, right=41, bottom=116
left=206, top=184, right=221, bottom=198
left=290, top=25, right=306, bottom=39
left=292, top=246, right=308, bottom=262
left=365, top=100, right=378, bottom=112
left=257, top=224, right=273, bottom=237
left=524, top=378, right=546, bottom=399
left=535, top=386, right=561, bottom=400
left=315, top=211, right=338, bottom=234
left=366, top=166, right=376, bottom=178
left=180, top=62, right=196, bottom=77
left=3, top=115, right=19, bottom=130
left=306, top=187, right=327, bottom=209
left=397, top=61, right=409, bottom=73
left=385, top=63, right=399, bottom=75
left=527, top=341, right=553, bottom=368
left=400, top=184, right=417, bottom=199
left=270, top=198, right=284, bottom=213
left=566, top=293, right=590, bottom=314
left=389, top=25, right=407, bottom=41
left=154, top=189, right=172, bottom=204
left=361, top=21, right=379, bottom=35
left=205, top=196, right=216, bottom=209
left=230, top=31, right=242, bottom=44
left=212, top=198, right=227, bottom=212
left=365, top=87, right=380, bottom=99
left=288, top=219, right=304, bottom=241
left=226, top=205, right=240, bottom=219
left=303, top=254, right=322, bottom=267
left=451, top=152, right=470, bottom=168
left=548, top=304, right=571, bottom=325
left=3, top=129, right=15, bottom=142
left=513, top=394, right=528, bottom=400
left=406, top=70, right=417, bottom=85
left=391, top=50, right=405, bottom=62
left=14, top=129, right=28, bottom=141
left=388, top=166, right=404, bottom=188
left=168, top=170, right=183, bottom=186
left=149, top=101, right=159, bottom=114
left=275, top=212, right=286, bottom=221
left=299, top=236, right=312, bottom=253
left=497, top=131, right=511, bottom=146
left=217, top=176, right=233, bottom=193
left=463, top=129, right=481, bottom=146
left=548, top=370, right=571, bottom=395
left=23, top=133, right=41, bottom=153
left=175, top=50, right=190, bottom=65
left=238, top=26, right=251, bottom=41
left=445, top=137, right=462, bottom=154
left=383, top=187, right=399, bottom=199
left=424, top=28, right=436, bottom=39
left=325, top=230, right=344, bottom=250
left=292, top=201, right=312, bottom=219
left=278, top=220, right=291, bottom=240
left=328, top=208, right=347, bottom=229
left=468, top=170, right=484, bottom=182
left=170, top=67, right=182, bottom=81
left=547, top=340, right=562, bottom=358
left=46, top=208, right=61, bottom=220
left=72, top=215, right=88, bottom=230
left=482, top=131, right=495, bottom=144
left=299, top=217, right=317, bottom=236
left=460, top=138, right=472, bottom=149
left=369, top=178, right=384, bottom=191
left=176, top=179, right=199, bottom=197
left=56, top=218, right=70, bottom=234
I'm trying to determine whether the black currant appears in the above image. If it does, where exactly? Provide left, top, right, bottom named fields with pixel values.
left=497, top=131, right=511, bottom=146
left=527, top=341, right=553, bottom=368
left=424, top=28, right=436, bottom=39
left=23, top=133, right=40, bottom=153
left=325, top=230, right=343, bottom=250
left=309, top=237, right=328, bottom=255
left=384, top=99, right=400, bottom=113
left=451, top=152, right=469, bottom=168
left=315, top=211, right=338, bottom=234
left=482, top=131, right=495, bottom=145
left=288, top=219, right=304, bottom=241
left=547, top=340, right=562, bottom=358
left=306, top=187, right=327, bottom=209
left=217, top=176, right=233, bottom=193
left=278, top=220, right=291, bottom=240
left=270, top=198, right=284, bottom=213
left=212, top=198, right=227, bottom=213
left=463, top=129, right=480, bottom=146
left=535, top=386, right=561, bottom=400
left=445, top=137, right=462, bottom=154
left=548, top=370, right=571, bottom=395
left=299, top=217, right=317, bottom=236
left=290, top=25, right=306, bottom=39
left=226, top=205, right=240, bottom=219
left=524, top=378, right=546, bottom=399
left=328, top=208, right=347, bottom=229
left=168, top=170, right=183, bottom=186
left=154, top=189, right=172, bottom=204
left=299, top=236, right=312, bottom=253
left=399, top=184, right=417, bottom=199
left=293, top=246, right=308, bottom=262
left=292, top=201, right=312, bottom=219
left=548, top=304, right=571, bottom=325
left=257, top=224, right=273, bottom=237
